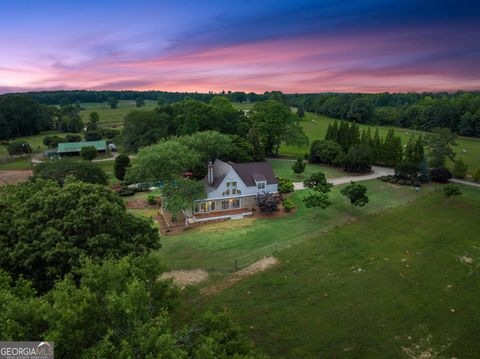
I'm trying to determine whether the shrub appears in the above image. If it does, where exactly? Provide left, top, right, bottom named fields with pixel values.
left=80, top=146, right=98, bottom=161
left=278, top=177, right=294, bottom=194
left=84, top=130, right=103, bottom=141
left=398, top=179, right=405, bottom=185
left=65, top=134, right=82, bottom=142
left=474, top=169, right=480, bottom=182
left=292, top=158, right=306, bottom=174
left=452, top=159, right=467, bottom=179
left=413, top=181, right=422, bottom=187
left=405, top=180, right=413, bottom=186
left=430, top=167, right=453, bottom=182
left=309, top=140, right=343, bottom=165
left=114, top=154, right=131, bottom=181
left=394, top=160, right=418, bottom=179
left=256, top=192, right=280, bottom=213
left=7, top=141, right=31, bottom=156
left=282, top=198, right=296, bottom=212
left=147, top=195, right=157, bottom=205
left=43, top=135, right=65, bottom=148
left=443, top=184, right=462, bottom=197
left=343, top=144, right=372, bottom=173
left=118, top=189, right=135, bottom=196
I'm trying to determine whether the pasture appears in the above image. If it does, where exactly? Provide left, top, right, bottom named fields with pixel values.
left=165, top=183, right=480, bottom=358
left=267, top=158, right=345, bottom=181
left=80, top=100, right=157, bottom=126
left=280, top=112, right=480, bottom=176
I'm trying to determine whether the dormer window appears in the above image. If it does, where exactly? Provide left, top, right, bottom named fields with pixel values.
left=257, top=181, right=266, bottom=190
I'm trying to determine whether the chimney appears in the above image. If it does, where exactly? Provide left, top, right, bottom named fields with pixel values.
left=207, top=161, right=214, bottom=185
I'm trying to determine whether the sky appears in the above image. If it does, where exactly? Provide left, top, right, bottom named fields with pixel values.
left=1, top=0, right=479, bottom=94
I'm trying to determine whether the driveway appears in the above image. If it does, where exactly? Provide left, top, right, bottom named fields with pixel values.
left=450, top=178, right=480, bottom=188
left=293, top=166, right=394, bottom=190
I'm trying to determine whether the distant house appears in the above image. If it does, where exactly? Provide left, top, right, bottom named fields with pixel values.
left=57, top=140, right=107, bottom=156
left=194, top=159, right=278, bottom=214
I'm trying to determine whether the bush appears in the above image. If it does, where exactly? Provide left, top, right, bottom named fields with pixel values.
left=114, top=154, right=131, bottom=181
left=84, top=130, right=103, bottom=141
left=7, top=141, right=31, bottom=156
left=474, top=169, right=480, bottom=182
left=398, top=179, right=405, bottom=185
left=343, top=144, right=372, bottom=173
left=282, top=198, right=296, bottom=212
left=394, top=160, right=418, bottom=179
left=65, top=134, right=82, bottom=142
left=292, top=157, right=306, bottom=174
left=278, top=177, right=294, bottom=194
left=430, top=167, right=453, bottom=182
left=43, top=135, right=65, bottom=148
left=309, top=140, right=343, bottom=165
left=147, top=195, right=157, bottom=205
left=452, top=159, right=467, bottom=179
left=443, top=184, right=462, bottom=197
left=118, top=189, right=135, bottom=196
left=80, top=146, right=98, bottom=161
left=256, top=192, right=280, bottom=213
left=413, top=181, right=422, bottom=187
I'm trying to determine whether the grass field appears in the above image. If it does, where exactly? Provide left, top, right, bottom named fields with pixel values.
left=281, top=112, right=480, bottom=176
left=0, top=157, right=33, bottom=170
left=0, top=130, right=76, bottom=157
left=80, top=100, right=157, bottom=126
left=166, top=183, right=480, bottom=358
left=267, top=158, right=345, bottom=181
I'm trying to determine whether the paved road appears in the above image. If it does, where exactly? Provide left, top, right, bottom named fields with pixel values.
left=293, top=166, right=394, bottom=190
left=450, top=178, right=480, bottom=188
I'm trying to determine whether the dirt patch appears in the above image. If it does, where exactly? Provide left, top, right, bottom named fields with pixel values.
left=159, top=269, right=209, bottom=288
left=126, top=199, right=159, bottom=209
left=0, top=170, right=32, bottom=186
left=201, top=256, right=279, bottom=296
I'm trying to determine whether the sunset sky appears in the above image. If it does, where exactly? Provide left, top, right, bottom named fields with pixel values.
left=1, top=0, right=479, bottom=94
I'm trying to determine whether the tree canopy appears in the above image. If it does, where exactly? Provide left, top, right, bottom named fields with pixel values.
left=33, top=159, right=108, bottom=185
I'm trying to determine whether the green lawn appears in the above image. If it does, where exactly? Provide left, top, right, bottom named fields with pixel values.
left=170, top=184, right=480, bottom=358
left=268, top=158, right=345, bottom=181
left=281, top=112, right=480, bottom=176
left=0, top=130, right=75, bottom=157
left=156, top=180, right=439, bottom=274
left=0, top=157, right=33, bottom=170
left=80, top=100, right=157, bottom=126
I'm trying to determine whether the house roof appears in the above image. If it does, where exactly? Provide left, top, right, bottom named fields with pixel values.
left=57, top=140, right=107, bottom=153
left=228, top=161, right=277, bottom=186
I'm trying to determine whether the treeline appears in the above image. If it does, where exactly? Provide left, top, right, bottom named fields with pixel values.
left=121, top=97, right=307, bottom=157
left=5, top=89, right=278, bottom=106
left=287, top=91, right=480, bottom=138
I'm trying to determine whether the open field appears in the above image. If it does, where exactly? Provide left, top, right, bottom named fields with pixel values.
left=80, top=100, right=157, bottom=126
left=267, top=158, right=345, bottom=181
left=281, top=112, right=480, bottom=176
left=0, top=130, right=76, bottom=157
left=168, top=183, right=480, bottom=358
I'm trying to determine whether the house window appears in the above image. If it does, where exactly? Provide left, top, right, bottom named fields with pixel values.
left=210, top=201, right=215, bottom=211
left=200, top=201, right=215, bottom=212
left=232, top=189, right=241, bottom=195
left=222, top=200, right=229, bottom=210
left=194, top=203, right=200, bottom=213
left=257, top=182, right=266, bottom=190
left=222, top=189, right=230, bottom=196
left=227, top=182, right=237, bottom=187
left=232, top=199, right=240, bottom=208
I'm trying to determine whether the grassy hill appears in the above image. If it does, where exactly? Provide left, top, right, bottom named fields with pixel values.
left=164, top=183, right=480, bottom=358
left=280, top=112, right=480, bottom=176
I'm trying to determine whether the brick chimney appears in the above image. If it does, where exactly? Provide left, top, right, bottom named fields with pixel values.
left=207, top=161, right=214, bottom=185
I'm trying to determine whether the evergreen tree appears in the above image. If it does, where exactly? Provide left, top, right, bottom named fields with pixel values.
left=382, top=129, right=403, bottom=166
left=360, top=128, right=372, bottom=145
left=337, top=121, right=350, bottom=152
left=371, top=128, right=383, bottom=164
left=453, top=158, right=468, bottom=179
left=349, top=122, right=361, bottom=147
left=418, top=157, right=430, bottom=183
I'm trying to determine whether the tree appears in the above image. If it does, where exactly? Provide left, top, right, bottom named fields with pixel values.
left=278, top=177, right=294, bottom=194
left=161, top=179, right=206, bottom=222
left=0, top=179, right=160, bottom=291
left=33, top=159, right=108, bottom=185
left=325, top=121, right=339, bottom=142
left=107, top=97, right=119, bottom=109
left=0, top=256, right=261, bottom=358
left=251, top=100, right=307, bottom=156
left=452, top=158, right=468, bottom=179
left=425, top=128, right=457, bottom=167
left=0, top=95, right=46, bottom=139
left=343, top=144, right=372, bottom=173
left=292, top=158, right=306, bottom=175
left=86, top=111, right=99, bottom=131
left=473, top=169, right=480, bottom=182
left=418, top=157, right=430, bottom=183
left=80, top=146, right=98, bottom=161
left=309, top=140, right=343, bottom=165
left=297, top=107, right=305, bottom=118
left=303, top=171, right=333, bottom=193
left=256, top=192, right=281, bottom=213
left=7, top=141, right=31, bottom=156
left=443, top=184, right=462, bottom=197
left=122, top=109, right=170, bottom=152
left=135, top=97, right=145, bottom=107
left=114, top=154, right=130, bottom=181
left=303, top=190, right=331, bottom=210
left=341, top=182, right=369, bottom=212
left=43, top=135, right=65, bottom=148
left=430, top=167, right=453, bottom=182
left=405, top=134, right=424, bottom=166
left=394, top=160, right=418, bottom=179
left=84, top=130, right=103, bottom=141
left=65, top=134, right=82, bottom=142
left=126, top=140, right=199, bottom=183
left=347, top=98, right=374, bottom=123
left=382, top=129, right=403, bottom=166
left=178, top=131, right=233, bottom=163
left=371, top=128, right=383, bottom=164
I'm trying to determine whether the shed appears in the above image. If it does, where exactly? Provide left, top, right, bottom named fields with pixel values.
left=57, top=140, right=107, bottom=155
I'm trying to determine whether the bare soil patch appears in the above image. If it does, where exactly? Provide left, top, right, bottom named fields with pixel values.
left=159, top=269, right=209, bottom=288
left=126, top=199, right=159, bottom=209
left=201, top=256, right=279, bottom=296
left=0, top=170, right=32, bottom=185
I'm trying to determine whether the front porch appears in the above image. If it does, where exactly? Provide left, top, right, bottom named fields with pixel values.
left=188, top=208, right=253, bottom=225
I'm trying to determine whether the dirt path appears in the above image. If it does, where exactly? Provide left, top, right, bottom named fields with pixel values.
left=159, top=269, right=209, bottom=288
left=293, top=166, right=394, bottom=190
left=0, top=170, right=33, bottom=185
left=201, top=256, right=279, bottom=296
